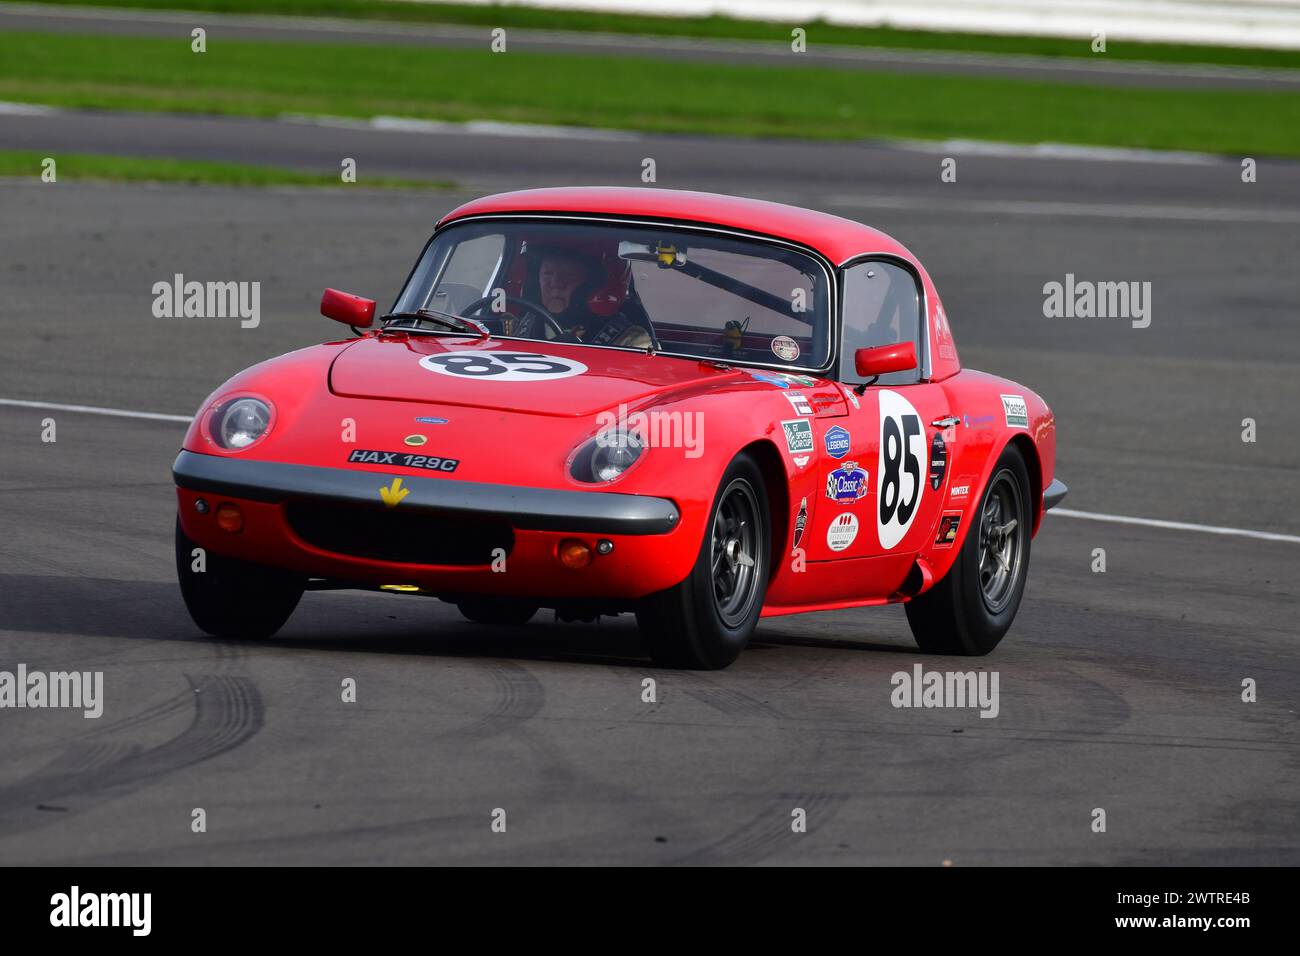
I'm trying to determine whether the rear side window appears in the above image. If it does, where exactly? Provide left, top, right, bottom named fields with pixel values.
left=838, top=260, right=923, bottom=385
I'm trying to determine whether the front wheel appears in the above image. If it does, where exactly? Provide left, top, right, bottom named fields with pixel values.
left=175, top=519, right=305, bottom=640
left=905, top=445, right=1032, bottom=655
left=637, top=452, right=770, bottom=669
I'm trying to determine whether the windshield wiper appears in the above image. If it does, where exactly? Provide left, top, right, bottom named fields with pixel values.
left=378, top=308, right=490, bottom=338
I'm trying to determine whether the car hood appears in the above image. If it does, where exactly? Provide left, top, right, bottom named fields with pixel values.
left=328, top=332, right=737, bottom=416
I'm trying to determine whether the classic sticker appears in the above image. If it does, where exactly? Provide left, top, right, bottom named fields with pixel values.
left=1001, top=393, right=1029, bottom=428
left=419, top=350, right=587, bottom=381
left=825, top=461, right=869, bottom=503
left=935, top=511, right=962, bottom=548
left=877, top=389, right=926, bottom=550
left=792, top=497, right=808, bottom=551
left=347, top=449, right=459, bottom=472
left=781, top=419, right=814, bottom=454
left=826, top=513, right=859, bottom=552
left=771, top=335, right=801, bottom=362
left=824, top=425, right=851, bottom=459
left=929, top=431, right=947, bottom=490
left=783, top=392, right=814, bottom=416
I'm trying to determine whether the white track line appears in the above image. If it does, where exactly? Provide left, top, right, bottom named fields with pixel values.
left=3, top=397, right=1295, bottom=544
left=1049, top=507, right=1300, bottom=544
left=0, top=398, right=192, bottom=423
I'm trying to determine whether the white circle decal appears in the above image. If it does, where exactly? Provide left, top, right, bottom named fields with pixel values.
left=419, top=350, right=587, bottom=381
left=826, top=512, right=859, bottom=552
left=877, top=389, right=926, bottom=550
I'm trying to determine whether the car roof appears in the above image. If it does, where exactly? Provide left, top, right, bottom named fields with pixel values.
left=437, top=187, right=917, bottom=266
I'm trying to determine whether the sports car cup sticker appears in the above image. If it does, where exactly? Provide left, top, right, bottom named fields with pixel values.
left=877, top=389, right=926, bottom=550
left=823, top=425, right=851, bottom=459
left=783, top=392, right=814, bottom=416
left=771, top=335, right=800, bottom=362
left=781, top=419, right=814, bottom=454
left=826, top=513, right=859, bottom=552
left=825, top=461, right=869, bottom=503
left=929, top=431, right=948, bottom=490
left=792, top=497, right=808, bottom=551
left=419, top=350, right=587, bottom=381
left=935, top=511, right=962, bottom=548
left=1001, top=393, right=1029, bottom=428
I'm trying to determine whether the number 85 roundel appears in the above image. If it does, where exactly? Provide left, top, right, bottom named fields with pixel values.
left=877, top=389, right=926, bottom=549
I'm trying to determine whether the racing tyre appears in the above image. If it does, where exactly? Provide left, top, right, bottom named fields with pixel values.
left=456, top=599, right=538, bottom=626
left=637, top=451, right=769, bottom=669
left=175, top=519, right=305, bottom=640
left=905, top=445, right=1032, bottom=655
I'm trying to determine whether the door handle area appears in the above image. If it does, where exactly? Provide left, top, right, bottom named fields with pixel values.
left=931, top=416, right=960, bottom=428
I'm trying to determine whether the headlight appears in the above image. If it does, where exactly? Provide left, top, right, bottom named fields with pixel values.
left=211, top=397, right=272, bottom=450
left=569, top=428, right=645, bottom=483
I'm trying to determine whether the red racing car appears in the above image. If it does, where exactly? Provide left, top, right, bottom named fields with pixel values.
left=174, top=187, right=1066, bottom=668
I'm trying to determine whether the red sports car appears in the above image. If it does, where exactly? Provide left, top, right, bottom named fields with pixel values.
left=174, top=187, right=1065, bottom=668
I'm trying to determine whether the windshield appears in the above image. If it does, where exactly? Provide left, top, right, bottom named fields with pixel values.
left=391, top=219, right=833, bottom=370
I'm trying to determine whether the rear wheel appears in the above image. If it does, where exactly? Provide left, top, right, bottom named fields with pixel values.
left=175, top=519, right=305, bottom=640
left=637, top=452, right=769, bottom=669
left=456, top=599, right=538, bottom=626
left=905, top=445, right=1032, bottom=655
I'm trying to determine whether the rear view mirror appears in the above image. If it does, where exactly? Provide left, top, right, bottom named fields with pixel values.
left=855, top=341, right=916, bottom=378
left=321, top=288, right=376, bottom=328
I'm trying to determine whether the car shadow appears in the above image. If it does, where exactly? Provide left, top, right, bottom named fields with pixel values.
left=0, top=574, right=915, bottom=668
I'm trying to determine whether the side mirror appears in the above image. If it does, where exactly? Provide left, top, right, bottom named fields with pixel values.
left=855, top=341, right=916, bottom=378
left=321, top=288, right=376, bottom=328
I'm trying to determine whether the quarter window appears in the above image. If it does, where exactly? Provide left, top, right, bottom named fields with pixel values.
left=838, top=260, right=923, bottom=385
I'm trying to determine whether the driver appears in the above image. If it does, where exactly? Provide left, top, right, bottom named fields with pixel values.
left=512, top=247, right=652, bottom=349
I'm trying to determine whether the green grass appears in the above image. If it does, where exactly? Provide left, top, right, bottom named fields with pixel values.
left=1, top=32, right=1298, bottom=155
left=14, top=0, right=1300, bottom=70
left=0, top=149, right=453, bottom=187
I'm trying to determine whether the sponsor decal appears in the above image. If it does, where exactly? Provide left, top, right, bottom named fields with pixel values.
left=825, top=461, right=869, bottom=503
left=778, top=373, right=819, bottom=387
left=826, top=512, right=859, bottom=552
left=415, top=416, right=449, bottom=425
left=929, top=431, right=947, bottom=490
left=824, top=424, right=851, bottom=459
left=347, top=449, right=458, bottom=472
left=948, top=475, right=976, bottom=501
left=811, top=393, right=838, bottom=408
left=839, top=382, right=861, bottom=409
left=781, top=418, right=813, bottom=454
left=793, top=497, right=808, bottom=551
left=1001, top=394, right=1029, bottom=428
left=877, top=390, right=926, bottom=550
left=963, top=413, right=994, bottom=430
left=404, top=434, right=427, bottom=447
left=420, top=350, right=587, bottom=381
left=783, top=392, right=814, bottom=416
left=771, top=335, right=801, bottom=362
left=792, top=455, right=810, bottom=468
left=746, top=370, right=789, bottom=388
left=935, top=511, right=962, bottom=548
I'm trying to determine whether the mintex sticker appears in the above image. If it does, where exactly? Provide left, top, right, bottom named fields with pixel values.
left=771, top=335, right=800, bottom=362
left=935, top=511, right=962, bottom=548
left=826, top=513, right=859, bottom=551
left=783, top=392, right=814, bottom=416
left=1001, top=394, right=1029, bottom=428
left=781, top=418, right=814, bottom=453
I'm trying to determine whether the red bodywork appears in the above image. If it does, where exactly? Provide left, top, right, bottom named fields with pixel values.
left=175, top=188, right=1058, bottom=617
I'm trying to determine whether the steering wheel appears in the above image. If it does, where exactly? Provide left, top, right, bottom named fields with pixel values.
left=461, top=294, right=567, bottom=340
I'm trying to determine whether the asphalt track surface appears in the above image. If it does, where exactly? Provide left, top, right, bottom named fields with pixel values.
left=1, top=109, right=1298, bottom=864
left=5, top=1, right=1300, bottom=90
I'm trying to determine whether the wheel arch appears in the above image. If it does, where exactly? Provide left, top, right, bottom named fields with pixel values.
left=739, top=438, right=789, bottom=584
left=1006, top=434, right=1044, bottom=535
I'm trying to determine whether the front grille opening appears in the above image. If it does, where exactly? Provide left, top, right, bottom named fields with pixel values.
left=285, top=500, right=513, bottom=566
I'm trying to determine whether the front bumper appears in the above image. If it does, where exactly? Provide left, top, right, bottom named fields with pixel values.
left=173, top=450, right=691, bottom=599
